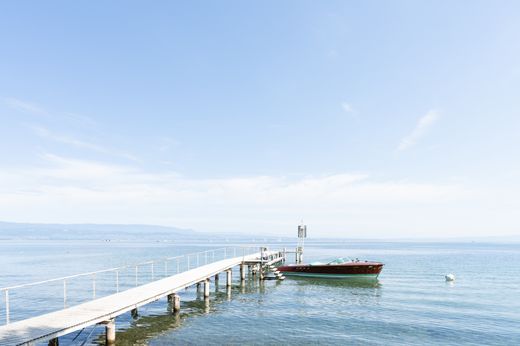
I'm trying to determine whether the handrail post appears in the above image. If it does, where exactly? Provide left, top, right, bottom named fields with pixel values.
left=197, top=253, right=199, bottom=267
left=224, top=248, right=227, bottom=258
left=116, top=270, right=119, bottom=293
left=165, top=260, right=168, bottom=277
left=92, top=273, right=96, bottom=299
left=4, top=289, right=9, bottom=324
left=63, top=279, right=67, bottom=308
left=135, top=266, right=138, bottom=287
left=205, top=251, right=208, bottom=264
left=151, top=261, right=154, bottom=281
left=187, top=255, right=190, bottom=270
left=177, top=258, right=180, bottom=273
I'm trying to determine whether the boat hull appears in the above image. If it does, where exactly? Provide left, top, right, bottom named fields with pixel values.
left=277, top=262, right=384, bottom=279
left=281, top=272, right=380, bottom=279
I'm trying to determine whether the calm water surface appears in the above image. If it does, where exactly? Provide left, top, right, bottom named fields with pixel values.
left=1, top=240, right=519, bottom=345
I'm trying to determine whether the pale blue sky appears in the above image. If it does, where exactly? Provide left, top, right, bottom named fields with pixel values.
left=1, top=1, right=519, bottom=237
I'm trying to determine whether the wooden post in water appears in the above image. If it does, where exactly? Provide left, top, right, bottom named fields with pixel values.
left=204, top=278, right=210, bottom=298
left=214, top=273, right=219, bottom=287
left=259, top=264, right=265, bottom=281
left=131, top=308, right=138, bottom=319
left=173, top=294, right=180, bottom=313
left=226, top=269, right=232, bottom=287
left=260, top=247, right=264, bottom=281
left=105, top=319, right=116, bottom=345
left=168, top=293, right=180, bottom=313
left=48, top=338, right=59, bottom=346
left=240, top=263, right=246, bottom=281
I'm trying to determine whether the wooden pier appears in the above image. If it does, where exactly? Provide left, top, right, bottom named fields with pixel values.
left=0, top=248, right=285, bottom=345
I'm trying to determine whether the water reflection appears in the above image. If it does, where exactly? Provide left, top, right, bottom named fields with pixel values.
left=92, top=281, right=265, bottom=345
left=89, top=277, right=381, bottom=345
left=290, top=276, right=382, bottom=289
left=291, top=277, right=383, bottom=308
left=94, top=311, right=182, bottom=346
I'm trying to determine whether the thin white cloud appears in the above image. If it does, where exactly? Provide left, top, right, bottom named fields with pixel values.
left=341, top=102, right=354, bottom=113
left=0, top=154, right=468, bottom=237
left=398, top=110, right=440, bottom=151
left=4, top=98, right=47, bottom=115
left=5, top=97, right=96, bottom=128
left=158, top=137, right=180, bottom=152
left=30, top=125, right=140, bottom=162
left=62, top=112, right=97, bottom=127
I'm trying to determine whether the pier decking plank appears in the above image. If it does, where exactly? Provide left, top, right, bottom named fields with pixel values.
left=0, top=252, right=271, bottom=345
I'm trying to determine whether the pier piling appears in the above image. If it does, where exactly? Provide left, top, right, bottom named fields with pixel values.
left=226, top=269, right=232, bottom=287
left=104, top=319, right=116, bottom=345
left=204, top=278, right=210, bottom=298
left=240, top=263, right=245, bottom=281
left=172, top=294, right=180, bottom=313
left=167, top=293, right=180, bottom=313
left=259, top=265, right=265, bottom=281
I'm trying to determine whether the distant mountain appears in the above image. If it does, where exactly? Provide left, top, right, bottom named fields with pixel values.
left=0, top=221, right=202, bottom=240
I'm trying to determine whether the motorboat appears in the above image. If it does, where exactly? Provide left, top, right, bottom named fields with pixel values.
left=277, top=257, right=384, bottom=279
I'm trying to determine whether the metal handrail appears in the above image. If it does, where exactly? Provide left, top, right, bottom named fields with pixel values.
left=0, top=246, right=253, bottom=291
left=1, top=267, right=122, bottom=292
left=1, top=246, right=258, bottom=324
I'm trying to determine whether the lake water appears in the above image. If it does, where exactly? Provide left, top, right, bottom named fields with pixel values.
left=1, top=239, right=519, bottom=345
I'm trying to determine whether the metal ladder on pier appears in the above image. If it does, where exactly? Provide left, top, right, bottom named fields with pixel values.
left=265, top=264, right=285, bottom=280
left=246, top=248, right=286, bottom=280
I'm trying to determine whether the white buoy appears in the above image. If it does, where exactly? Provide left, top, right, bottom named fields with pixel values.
left=445, top=273, right=456, bottom=282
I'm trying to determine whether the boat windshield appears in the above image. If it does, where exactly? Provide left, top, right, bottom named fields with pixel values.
left=327, top=257, right=348, bottom=265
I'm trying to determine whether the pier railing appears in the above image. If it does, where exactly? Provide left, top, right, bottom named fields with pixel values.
left=1, top=246, right=258, bottom=324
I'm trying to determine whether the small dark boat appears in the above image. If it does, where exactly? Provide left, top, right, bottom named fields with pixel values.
left=277, top=258, right=384, bottom=279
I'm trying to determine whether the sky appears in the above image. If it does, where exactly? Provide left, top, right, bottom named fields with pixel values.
left=1, top=1, right=519, bottom=238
